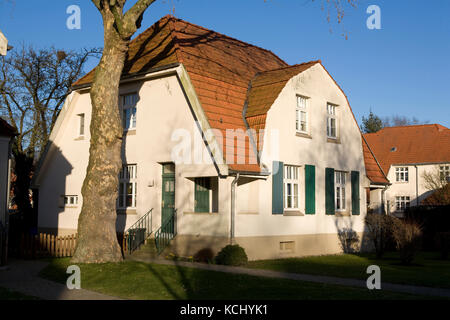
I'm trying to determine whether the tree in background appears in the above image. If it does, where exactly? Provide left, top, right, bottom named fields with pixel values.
left=361, top=111, right=383, bottom=133
left=382, top=115, right=428, bottom=128
left=361, top=112, right=429, bottom=133
left=0, top=46, right=99, bottom=232
left=421, top=166, right=450, bottom=206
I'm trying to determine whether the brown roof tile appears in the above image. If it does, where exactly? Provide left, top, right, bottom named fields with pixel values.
left=73, top=15, right=287, bottom=174
left=364, top=124, right=450, bottom=174
left=72, top=16, right=388, bottom=179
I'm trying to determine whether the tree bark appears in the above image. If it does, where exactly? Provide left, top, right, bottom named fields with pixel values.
left=72, top=13, right=129, bottom=263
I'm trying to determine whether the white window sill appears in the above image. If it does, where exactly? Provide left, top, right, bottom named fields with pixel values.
left=184, top=212, right=218, bottom=215
left=327, top=137, right=341, bottom=144
left=296, top=132, right=312, bottom=139
left=59, top=206, right=79, bottom=209
left=283, top=210, right=304, bottom=216
left=335, top=210, right=350, bottom=217
left=124, top=129, right=137, bottom=136
left=117, top=208, right=137, bottom=215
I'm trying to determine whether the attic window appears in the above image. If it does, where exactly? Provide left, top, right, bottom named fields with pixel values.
left=390, top=147, right=397, bottom=152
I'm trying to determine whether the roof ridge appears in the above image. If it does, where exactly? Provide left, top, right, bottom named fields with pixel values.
left=164, top=15, right=289, bottom=67
left=254, top=60, right=322, bottom=75
left=379, top=124, right=448, bottom=130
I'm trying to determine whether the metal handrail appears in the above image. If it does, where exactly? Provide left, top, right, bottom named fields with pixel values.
left=124, top=208, right=153, bottom=254
left=155, top=209, right=177, bottom=255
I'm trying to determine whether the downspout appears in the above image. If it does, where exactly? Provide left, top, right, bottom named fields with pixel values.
left=230, top=173, right=240, bottom=245
left=381, top=185, right=389, bottom=215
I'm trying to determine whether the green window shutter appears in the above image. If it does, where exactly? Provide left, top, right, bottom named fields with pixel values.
left=195, top=178, right=210, bottom=213
left=305, top=165, right=315, bottom=214
left=272, top=161, right=284, bottom=214
left=325, top=168, right=335, bottom=215
left=351, top=171, right=360, bottom=215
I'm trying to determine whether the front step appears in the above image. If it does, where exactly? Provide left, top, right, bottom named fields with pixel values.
left=125, top=239, right=171, bottom=261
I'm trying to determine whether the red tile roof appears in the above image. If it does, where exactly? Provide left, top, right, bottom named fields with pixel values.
left=364, top=124, right=450, bottom=174
left=74, top=15, right=287, bottom=173
left=362, top=136, right=389, bottom=184
left=73, top=15, right=388, bottom=181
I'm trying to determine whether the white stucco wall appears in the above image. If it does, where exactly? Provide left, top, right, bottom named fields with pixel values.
left=235, top=64, right=370, bottom=238
left=36, top=71, right=227, bottom=236
left=35, top=62, right=372, bottom=259
left=385, top=163, right=449, bottom=213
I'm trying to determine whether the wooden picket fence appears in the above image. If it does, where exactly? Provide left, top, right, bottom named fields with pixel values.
left=9, top=232, right=129, bottom=259
left=12, top=233, right=78, bottom=259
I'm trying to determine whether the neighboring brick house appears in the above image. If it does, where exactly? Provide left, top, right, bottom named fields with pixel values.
left=32, top=15, right=387, bottom=260
left=364, top=124, right=450, bottom=215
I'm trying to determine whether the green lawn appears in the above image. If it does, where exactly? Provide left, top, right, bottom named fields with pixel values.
left=0, top=287, right=39, bottom=300
left=38, top=258, right=430, bottom=300
left=247, top=252, right=450, bottom=289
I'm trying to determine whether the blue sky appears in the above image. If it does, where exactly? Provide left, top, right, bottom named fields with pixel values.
left=1, top=0, right=449, bottom=127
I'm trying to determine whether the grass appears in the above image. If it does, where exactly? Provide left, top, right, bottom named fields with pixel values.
left=247, top=252, right=450, bottom=289
left=0, top=287, right=39, bottom=300
left=38, top=258, right=431, bottom=300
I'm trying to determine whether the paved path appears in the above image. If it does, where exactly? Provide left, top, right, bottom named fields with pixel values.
left=0, top=259, right=121, bottom=300
left=129, top=255, right=450, bottom=299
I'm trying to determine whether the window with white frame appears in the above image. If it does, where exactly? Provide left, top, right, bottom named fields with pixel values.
left=122, top=93, right=138, bottom=131
left=335, top=171, right=346, bottom=211
left=118, top=164, right=137, bottom=209
left=395, top=196, right=410, bottom=212
left=284, top=165, right=299, bottom=210
left=395, top=167, right=409, bottom=182
left=327, top=103, right=337, bottom=138
left=60, top=195, right=79, bottom=207
left=78, top=113, right=85, bottom=137
left=439, top=165, right=450, bottom=181
left=296, top=95, right=308, bottom=133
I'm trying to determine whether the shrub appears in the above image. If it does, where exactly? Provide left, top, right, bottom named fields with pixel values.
left=391, top=219, right=422, bottom=265
left=215, top=245, right=248, bottom=266
left=193, top=248, right=215, bottom=264
left=404, top=205, right=450, bottom=251
left=435, top=232, right=450, bottom=260
left=337, top=228, right=360, bottom=254
left=365, top=213, right=397, bottom=258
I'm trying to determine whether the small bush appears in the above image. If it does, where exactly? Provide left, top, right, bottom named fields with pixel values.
left=365, top=213, right=397, bottom=258
left=194, top=248, right=215, bottom=264
left=337, top=228, right=360, bottom=254
left=215, top=245, right=248, bottom=266
left=391, top=219, right=422, bottom=265
left=435, top=232, right=450, bottom=260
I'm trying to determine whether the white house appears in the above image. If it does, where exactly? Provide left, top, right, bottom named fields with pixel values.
left=32, top=15, right=388, bottom=260
left=364, top=124, right=450, bottom=215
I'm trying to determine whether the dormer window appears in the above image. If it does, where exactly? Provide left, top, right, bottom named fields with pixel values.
left=296, top=96, right=308, bottom=134
left=327, top=103, right=337, bottom=139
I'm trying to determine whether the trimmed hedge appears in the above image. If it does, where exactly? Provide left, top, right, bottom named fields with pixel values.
left=215, top=245, right=248, bottom=266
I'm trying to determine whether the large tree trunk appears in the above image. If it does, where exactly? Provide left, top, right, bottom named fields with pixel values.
left=72, top=15, right=129, bottom=264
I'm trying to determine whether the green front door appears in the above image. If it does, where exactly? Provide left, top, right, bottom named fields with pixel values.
left=162, top=164, right=175, bottom=234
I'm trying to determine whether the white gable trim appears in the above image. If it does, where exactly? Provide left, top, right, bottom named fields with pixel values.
left=32, top=65, right=229, bottom=187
